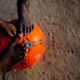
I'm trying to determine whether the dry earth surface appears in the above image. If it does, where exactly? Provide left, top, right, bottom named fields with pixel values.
left=0, top=0, right=80, bottom=80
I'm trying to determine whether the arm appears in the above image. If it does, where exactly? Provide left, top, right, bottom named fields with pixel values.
left=0, top=36, right=27, bottom=75
left=17, top=0, right=32, bottom=35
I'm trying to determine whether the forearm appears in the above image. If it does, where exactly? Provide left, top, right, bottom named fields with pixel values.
left=17, top=0, right=30, bottom=14
left=0, top=50, right=15, bottom=75
left=17, top=0, right=31, bottom=27
left=0, top=49, right=22, bottom=75
left=0, top=52, right=13, bottom=75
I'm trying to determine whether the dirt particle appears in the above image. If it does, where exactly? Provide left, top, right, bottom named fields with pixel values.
left=42, top=72, right=45, bottom=75
left=71, top=49, right=74, bottom=54
left=47, top=33, right=49, bottom=36
left=47, top=61, right=52, bottom=65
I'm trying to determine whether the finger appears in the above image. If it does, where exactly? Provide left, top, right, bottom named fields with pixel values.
left=29, top=27, right=31, bottom=33
left=11, top=24, right=16, bottom=31
left=9, top=24, right=16, bottom=34
left=22, top=42, right=26, bottom=47
left=14, top=35, right=21, bottom=42
left=13, top=30, right=16, bottom=35
left=26, top=27, right=28, bottom=34
left=20, top=27, right=24, bottom=35
left=32, top=24, right=34, bottom=30
left=30, top=25, right=34, bottom=33
left=8, top=31, right=14, bottom=36
left=21, top=41, right=27, bottom=49
left=27, top=27, right=29, bottom=34
left=17, top=47, right=26, bottom=56
left=11, top=26, right=16, bottom=35
left=11, top=30, right=16, bottom=35
left=22, top=25, right=26, bottom=35
left=18, top=33, right=23, bottom=38
left=17, top=23, right=23, bottom=35
left=16, top=42, right=26, bottom=53
left=24, top=26, right=27, bottom=35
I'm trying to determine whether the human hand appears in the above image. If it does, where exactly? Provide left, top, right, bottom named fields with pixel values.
left=0, top=35, right=28, bottom=74
left=0, top=21, right=16, bottom=36
left=8, top=35, right=28, bottom=63
left=17, top=0, right=33, bottom=35
left=17, top=22, right=34, bottom=35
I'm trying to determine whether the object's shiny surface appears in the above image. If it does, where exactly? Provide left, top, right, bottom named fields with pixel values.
left=0, top=32, right=10, bottom=53
left=14, top=24, right=46, bottom=69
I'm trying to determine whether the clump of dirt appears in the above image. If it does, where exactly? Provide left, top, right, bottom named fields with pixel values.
left=0, top=0, right=80, bottom=80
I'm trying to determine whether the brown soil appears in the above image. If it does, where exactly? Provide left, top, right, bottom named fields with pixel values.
left=0, top=0, right=80, bottom=80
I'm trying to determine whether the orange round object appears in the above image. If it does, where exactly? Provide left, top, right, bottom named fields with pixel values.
left=14, top=24, right=46, bottom=69
left=0, top=19, right=46, bottom=69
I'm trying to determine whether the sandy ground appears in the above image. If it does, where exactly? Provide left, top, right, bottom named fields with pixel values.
left=0, top=0, right=80, bottom=80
